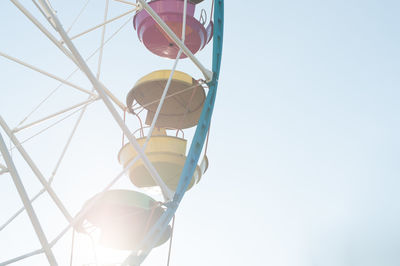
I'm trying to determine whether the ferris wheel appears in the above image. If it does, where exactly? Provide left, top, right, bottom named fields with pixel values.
left=0, top=0, right=223, bottom=265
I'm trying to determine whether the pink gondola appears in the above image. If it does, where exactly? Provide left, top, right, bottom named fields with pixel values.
left=133, top=0, right=213, bottom=59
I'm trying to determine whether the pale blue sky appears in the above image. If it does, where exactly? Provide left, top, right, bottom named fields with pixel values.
left=1, top=0, right=400, bottom=265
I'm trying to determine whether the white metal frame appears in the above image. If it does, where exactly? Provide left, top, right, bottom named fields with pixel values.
left=1, top=0, right=214, bottom=264
left=67, top=7, right=138, bottom=41
left=0, top=51, right=95, bottom=96
left=0, top=133, right=57, bottom=265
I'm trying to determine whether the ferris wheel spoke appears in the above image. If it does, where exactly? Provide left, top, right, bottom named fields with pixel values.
left=113, top=0, right=139, bottom=7
left=13, top=97, right=98, bottom=133
left=14, top=2, right=131, bottom=128
left=67, top=7, right=138, bottom=42
left=96, top=0, right=110, bottom=80
left=0, top=133, right=57, bottom=265
left=0, top=16, right=132, bottom=158
left=0, top=248, right=45, bottom=266
left=10, top=98, right=94, bottom=217
left=0, top=104, right=91, bottom=237
left=10, top=0, right=78, bottom=65
left=0, top=51, right=95, bottom=97
left=66, top=0, right=91, bottom=34
left=12, top=0, right=127, bottom=112
left=92, top=3, right=128, bottom=112
left=35, top=3, right=112, bottom=231
left=0, top=102, right=93, bottom=232
left=36, top=0, right=173, bottom=200
left=49, top=101, right=92, bottom=183
left=0, top=117, right=74, bottom=224
left=14, top=105, right=94, bottom=237
left=0, top=187, right=45, bottom=232
left=15, top=15, right=133, bottom=130
left=1, top=104, right=90, bottom=160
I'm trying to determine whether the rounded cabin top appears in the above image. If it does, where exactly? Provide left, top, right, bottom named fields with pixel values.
left=135, top=69, right=193, bottom=87
left=127, top=70, right=205, bottom=129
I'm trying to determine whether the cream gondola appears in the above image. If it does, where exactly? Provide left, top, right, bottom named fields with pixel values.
left=126, top=70, right=206, bottom=129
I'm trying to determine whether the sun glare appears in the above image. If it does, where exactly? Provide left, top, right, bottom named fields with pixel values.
left=73, top=232, right=131, bottom=266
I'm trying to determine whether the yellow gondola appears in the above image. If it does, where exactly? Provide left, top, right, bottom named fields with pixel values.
left=118, top=128, right=208, bottom=191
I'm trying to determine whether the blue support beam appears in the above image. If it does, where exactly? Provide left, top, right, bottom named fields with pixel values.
left=122, top=1, right=224, bottom=265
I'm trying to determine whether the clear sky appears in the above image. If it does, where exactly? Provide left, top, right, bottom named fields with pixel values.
left=1, top=0, right=400, bottom=266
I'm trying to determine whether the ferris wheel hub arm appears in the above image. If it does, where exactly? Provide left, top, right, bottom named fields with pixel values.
left=0, top=248, right=45, bottom=266
left=65, top=7, right=138, bottom=42
left=36, top=0, right=173, bottom=200
left=12, top=97, right=99, bottom=133
left=0, top=116, right=74, bottom=224
left=0, top=51, right=96, bottom=97
left=0, top=133, right=58, bottom=265
left=10, top=0, right=78, bottom=65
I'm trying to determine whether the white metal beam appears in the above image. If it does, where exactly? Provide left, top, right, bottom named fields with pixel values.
left=0, top=248, right=44, bottom=266
left=10, top=0, right=77, bottom=64
left=0, top=187, right=45, bottom=232
left=12, top=0, right=127, bottom=111
left=68, top=8, right=138, bottom=41
left=0, top=51, right=96, bottom=97
left=66, top=0, right=91, bottom=34
left=0, top=116, right=74, bottom=224
left=13, top=97, right=98, bottom=133
left=1, top=99, right=90, bottom=232
left=0, top=96, right=93, bottom=242
left=0, top=133, right=57, bottom=265
left=37, top=0, right=173, bottom=200
left=113, top=0, right=139, bottom=6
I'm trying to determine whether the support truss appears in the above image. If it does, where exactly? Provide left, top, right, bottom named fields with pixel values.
left=1, top=0, right=223, bottom=264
